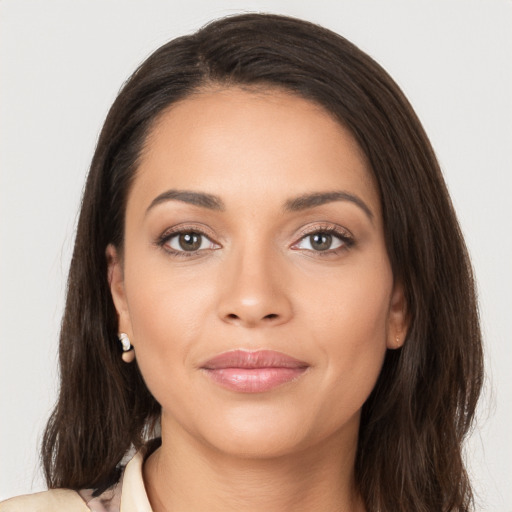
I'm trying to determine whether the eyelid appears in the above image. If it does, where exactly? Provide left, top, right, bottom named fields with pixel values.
left=290, top=222, right=355, bottom=252
left=156, top=223, right=222, bottom=255
left=292, top=222, right=353, bottom=242
left=157, top=223, right=218, bottom=242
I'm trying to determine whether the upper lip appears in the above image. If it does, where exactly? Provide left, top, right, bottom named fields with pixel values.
left=201, top=349, right=309, bottom=370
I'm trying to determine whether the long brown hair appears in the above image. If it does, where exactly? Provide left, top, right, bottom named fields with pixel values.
left=42, top=13, right=483, bottom=511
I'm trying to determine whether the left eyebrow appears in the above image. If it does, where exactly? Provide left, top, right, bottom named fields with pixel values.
left=284, top=191, right=374, bottom=221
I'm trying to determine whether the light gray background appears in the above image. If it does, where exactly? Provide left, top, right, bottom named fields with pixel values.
left=1, top=1, right=511, bottom=509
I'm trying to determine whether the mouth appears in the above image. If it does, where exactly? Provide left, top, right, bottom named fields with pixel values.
left=200, top=349, right=309, bottom=393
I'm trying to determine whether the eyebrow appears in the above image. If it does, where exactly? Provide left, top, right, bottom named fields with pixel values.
left=146, top=189, right=373, bottom=220
left=284, top=191, right=374, bottom=220
left=146, top=190, right=225, bottom=214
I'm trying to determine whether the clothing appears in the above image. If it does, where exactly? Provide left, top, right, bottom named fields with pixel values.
left=0, top=449, right=152, bottom=512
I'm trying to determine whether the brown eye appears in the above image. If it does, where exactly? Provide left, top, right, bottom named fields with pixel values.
left=178, top=233, right=202, bottom=251
left=165, top=231, right=219, bottom=253
left=293, top=230, right=348, bottom=253
left=309, top=233, right=332, bottom=251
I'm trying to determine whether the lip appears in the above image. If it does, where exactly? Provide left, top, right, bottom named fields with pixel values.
left=200, top=349, right=309, bottom=393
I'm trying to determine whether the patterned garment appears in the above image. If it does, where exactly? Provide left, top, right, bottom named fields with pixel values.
left=0, top=445, right=156, bottom=511
left=78, top=481, right=122, bottom=512
left=76, top=438, right=161, bottom=511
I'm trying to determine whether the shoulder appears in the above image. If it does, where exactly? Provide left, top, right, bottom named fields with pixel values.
left=0, top=489, right=91, bottom=512
left=0, top=439, right=159, bottom=512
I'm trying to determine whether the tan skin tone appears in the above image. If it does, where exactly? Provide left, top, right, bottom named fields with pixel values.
left=108, top=87, right=407, bottom=512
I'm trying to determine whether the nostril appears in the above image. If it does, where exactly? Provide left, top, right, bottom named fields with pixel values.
left=264, top=313, right=278, bottom=320
left=227, top=313, right=239, bottom=320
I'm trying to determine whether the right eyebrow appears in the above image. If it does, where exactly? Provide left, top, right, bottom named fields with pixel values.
left=145, top=189, right=225, bottom=215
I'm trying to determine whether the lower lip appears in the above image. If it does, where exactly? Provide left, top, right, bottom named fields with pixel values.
left=202, top=367, right=308, bottom=393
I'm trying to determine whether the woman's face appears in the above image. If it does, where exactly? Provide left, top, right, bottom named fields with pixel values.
left=109, top=87, right=406, bottom=458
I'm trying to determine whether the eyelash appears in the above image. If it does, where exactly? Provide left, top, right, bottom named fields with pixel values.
left=291, top=224, right=355, bottom=257
left=156, top=225, right=219, bottom=258
left=156, top=223, right=354, bottom=259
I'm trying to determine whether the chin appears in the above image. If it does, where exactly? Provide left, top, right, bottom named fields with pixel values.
left=192, top=403, right=349, bottom=460
left=206, top=426, right=308, bottom=460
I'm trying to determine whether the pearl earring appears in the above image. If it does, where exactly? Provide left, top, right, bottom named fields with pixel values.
left=118, top=333, right=135, bottom=363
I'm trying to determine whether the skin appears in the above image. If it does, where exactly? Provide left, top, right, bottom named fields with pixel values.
left=108, top=87, right=407, bottom=512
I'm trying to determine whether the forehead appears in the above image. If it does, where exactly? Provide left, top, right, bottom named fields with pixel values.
left=131, top=86, right=379, bottom=214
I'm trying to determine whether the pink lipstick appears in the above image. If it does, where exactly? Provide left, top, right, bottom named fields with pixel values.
left=200, top=350, right=309, bottom=393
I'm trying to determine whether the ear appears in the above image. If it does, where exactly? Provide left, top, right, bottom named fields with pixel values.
left=106, top=244, right=133, bottom=339
left=386, top=279, right=409, bottom=350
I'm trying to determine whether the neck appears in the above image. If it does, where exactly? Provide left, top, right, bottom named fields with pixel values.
left=143, top=417, right=365, bottom=512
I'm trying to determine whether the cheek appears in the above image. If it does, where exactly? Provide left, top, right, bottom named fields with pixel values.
left=305, top=252, right=392, bottom=341
left=122, top=259, right=216, bottom=403
left=302, top=260, right=392, bottom=410
left=125, top=243, right=216, bottom=336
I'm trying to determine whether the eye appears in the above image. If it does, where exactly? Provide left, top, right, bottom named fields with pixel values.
left=163, top=231, right=219, bottom=253
left=292, top=227, right=354, bottom=254
left=295, top=232, right=343, bottom=251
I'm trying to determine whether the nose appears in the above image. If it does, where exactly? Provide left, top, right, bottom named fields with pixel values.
left=216, top=245, right=293, bottom=328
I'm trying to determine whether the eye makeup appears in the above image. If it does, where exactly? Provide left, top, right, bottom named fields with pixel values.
left=154, top=220, right=355, bottom=260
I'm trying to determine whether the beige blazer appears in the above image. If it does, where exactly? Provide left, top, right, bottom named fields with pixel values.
left=0, top=450, right=152, bottom=512
left=0, top=489, right=90, bottom=511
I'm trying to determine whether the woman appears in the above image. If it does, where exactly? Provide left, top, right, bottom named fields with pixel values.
left=0, top=13, right=483, bottom=512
